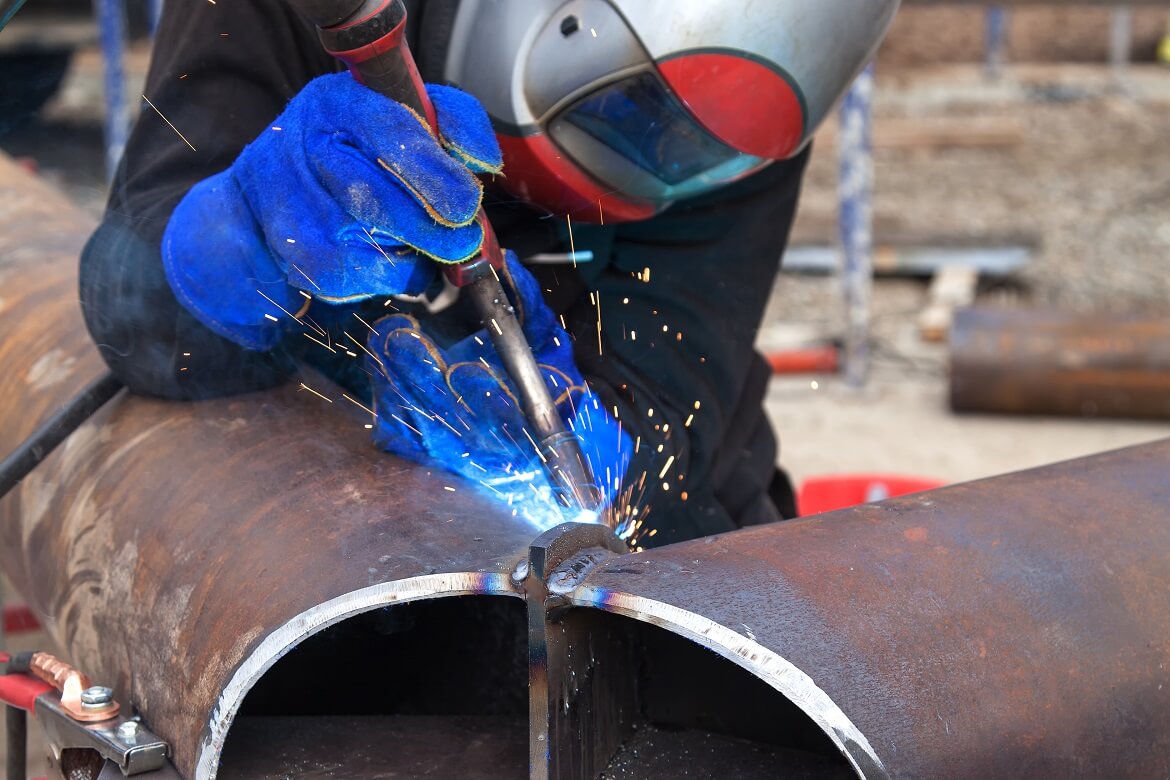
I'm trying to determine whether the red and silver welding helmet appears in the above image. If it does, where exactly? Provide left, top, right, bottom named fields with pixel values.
left=442, top=0, right=899, bottom=222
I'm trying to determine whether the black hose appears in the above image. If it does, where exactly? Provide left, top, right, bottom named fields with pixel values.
left=0, top=372, right=123, bottom=500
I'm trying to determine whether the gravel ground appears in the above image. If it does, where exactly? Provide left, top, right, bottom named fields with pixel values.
left=765, top=62, right=1170, bottom=488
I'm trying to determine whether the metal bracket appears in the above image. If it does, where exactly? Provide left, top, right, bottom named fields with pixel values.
left=35, top=692, right=170, bottom=776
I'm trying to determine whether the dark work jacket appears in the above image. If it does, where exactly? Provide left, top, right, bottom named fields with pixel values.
left=79, top=0, right=808, bottom=547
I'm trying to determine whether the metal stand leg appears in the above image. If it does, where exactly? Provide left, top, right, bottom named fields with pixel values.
left=838, top=63, right=875, bottom=389
left=92, top=0, right=130, bottom=182
left=6, top=705, right=26, bottom=780
left=985, top=6, right=1008, bottom=80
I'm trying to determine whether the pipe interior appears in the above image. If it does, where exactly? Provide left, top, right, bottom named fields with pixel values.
left=217, top=595, right=855, bottom=778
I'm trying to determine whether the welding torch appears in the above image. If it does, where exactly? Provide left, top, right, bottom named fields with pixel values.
left=289, top=0, right=606, bottom=522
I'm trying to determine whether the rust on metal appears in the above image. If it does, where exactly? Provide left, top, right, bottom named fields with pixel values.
left=0, top=365, right=543, bottom=775
left=950, top=306, right=1170, bottom=419
left=0, top=153, right=108, bottom=463
left=569, top=439, right=1170, bottom=778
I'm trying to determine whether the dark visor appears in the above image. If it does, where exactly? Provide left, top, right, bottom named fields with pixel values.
left=548, top=71, right=765, bottom=201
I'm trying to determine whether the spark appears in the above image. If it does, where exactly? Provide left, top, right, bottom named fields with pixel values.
left=341, top=393, right=377, bottom=417
left=642, top=266, right=651, bottom=283
left=142, top=94, right=197, bottom=151
left=353, top=312, right=377, bottom=333
left=444, top=486, right=456, bottom=492
left=566, top=214, right=577, bottom=267
left=630, top=330, right=636, bottom=341
left=285, top=238, right=296, bottom=244
left=360, top=227, right=397, bottom=267
left=658, top=455, right=676, bottom=479
left=256, top=289, right=303, bottom=321
left=811, top=380, right=820, bottom=390
left=598, top=200, right=604, bottom=225
left=182, top=352, right=191, bottom=357
left=595, top=290, right=603, bottom=356
left=694, top=400, right=702, bottom=410
left=263, top=313, right=279, bottom=322
left=491, top=318, right=503, bottom=336
left=288, top=262, right=321, bottom=290
left=521, top=427, right=548, bottom=462
left=391, top=414, right=422, bottom=436
left=684, top=414, right=694, bottom=428
left=304, top=332, right=336, bottom=353
left=344, top=330, right=385, bottom=369
left=298, top=382, right=332, bottom=403
left=622, top=297, right=629, bottom=304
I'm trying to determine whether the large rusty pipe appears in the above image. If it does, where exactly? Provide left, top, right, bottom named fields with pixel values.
left=569, top=439, right=1170, bottom=777
left=950, top=306, right=1170, bottom=419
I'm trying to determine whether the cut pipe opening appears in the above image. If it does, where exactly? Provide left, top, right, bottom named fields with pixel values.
left=217, top=596, right=854, bottom=778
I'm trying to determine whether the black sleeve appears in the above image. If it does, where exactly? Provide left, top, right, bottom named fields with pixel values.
left=562, top=151, right=810, bottom=546
left=79, top=0, right=337, bottom=399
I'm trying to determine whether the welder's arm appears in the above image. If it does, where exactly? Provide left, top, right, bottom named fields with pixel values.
left=564, top=153, right=810, bottom=545
left=79, top=0, right=335, bottom=399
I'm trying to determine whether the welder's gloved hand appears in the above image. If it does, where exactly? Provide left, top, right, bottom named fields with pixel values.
left=162, top=72, right=501, bottom=350
left=368, top=252, right=633, bottom=513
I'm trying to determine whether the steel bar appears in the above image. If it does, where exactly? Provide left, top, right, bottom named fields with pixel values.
left=985, top=6, right=1008, bottom=78
left=838, top=63, right=875, bottom=388
left=568, top=438, right=1170, bottom=778
left=949, top=306, right=1170, bottom=418
left=6, top=705, right=26, bottom=780
left=93, top=0, right=130, bottom=180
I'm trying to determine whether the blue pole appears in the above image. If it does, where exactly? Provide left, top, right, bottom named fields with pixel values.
left=985, top=6, right=1008, bottom=80
left=147, top=0, right=163, bottom=36
left=93, top=0, right=130, bottom=182
left=838, top=63, right=875, bottom=389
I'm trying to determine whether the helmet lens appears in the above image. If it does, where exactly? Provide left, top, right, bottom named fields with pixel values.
left=548, top=71, right=766, bottom=202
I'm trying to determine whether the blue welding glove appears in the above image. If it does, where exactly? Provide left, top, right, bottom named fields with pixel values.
left=162, top=72, right=502, bottom=350
left=368, top=252, right=633, bottom=513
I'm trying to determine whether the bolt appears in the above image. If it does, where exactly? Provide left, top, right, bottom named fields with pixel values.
left=80, top=686, right=114, bottom=709
left=117, top=721, right=140, bottom=740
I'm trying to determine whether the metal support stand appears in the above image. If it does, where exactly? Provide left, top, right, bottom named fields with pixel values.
left=985, top=6, right=1008, bottom=80
left=147, top=0, right=163, bottom=35
left=92, top=0, right=130, bottom=182
left=1110, top=6, right=1133, bottom=85
left=6, top=705, right=26, bottom=780
left=838, top=63, right=875, bottom=389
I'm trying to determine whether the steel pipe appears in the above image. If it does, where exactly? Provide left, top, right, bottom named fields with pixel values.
left=568, top=438, right=1170, bottom=777
left=950, top=306, right=1170, bottom=419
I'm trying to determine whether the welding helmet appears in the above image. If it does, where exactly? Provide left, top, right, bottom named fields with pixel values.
left=441, top=0, right=899, bottom=223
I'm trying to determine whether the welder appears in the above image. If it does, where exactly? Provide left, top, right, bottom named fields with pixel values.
left=79, top=0, right=896, bottom=547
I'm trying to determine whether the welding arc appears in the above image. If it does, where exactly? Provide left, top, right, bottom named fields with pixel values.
left=0, top=372, right=123, bottom=500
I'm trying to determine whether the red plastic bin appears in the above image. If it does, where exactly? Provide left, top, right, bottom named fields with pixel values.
left=798, top=474, right=944, bottom=517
